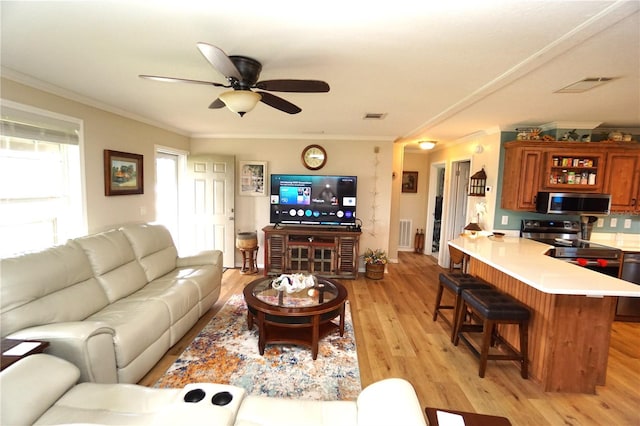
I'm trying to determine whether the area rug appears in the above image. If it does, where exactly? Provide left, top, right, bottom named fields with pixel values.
left=155, top=294, right=361, bottom=400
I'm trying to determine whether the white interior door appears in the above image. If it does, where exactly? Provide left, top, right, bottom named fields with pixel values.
left=185, top=155, right=235, bottom=268
left=451, top=161, right=470, bottom=237
left=439, top=160, right=470, bottom=268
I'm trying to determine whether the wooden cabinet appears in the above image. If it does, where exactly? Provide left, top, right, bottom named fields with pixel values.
left=501, top=144, right=543, bottom=210
left=263, top=226, right=360, bottom=279
left=501, top=140, right=640, bottom=212
left=603, top=150, right=640, bottom=213
left=542, top=150, right=604, bottom=192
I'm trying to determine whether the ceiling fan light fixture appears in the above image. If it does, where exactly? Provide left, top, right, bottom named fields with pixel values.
left=418, top=141, right=436, bottom=150
left=218, top=90, right=262, bottom=116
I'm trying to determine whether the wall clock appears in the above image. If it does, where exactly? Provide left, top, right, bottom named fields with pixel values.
left=301, top=144, right=327, bottom=170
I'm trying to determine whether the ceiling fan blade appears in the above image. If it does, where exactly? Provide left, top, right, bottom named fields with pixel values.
left=139, top=75, right=228, bottom=87
left=255, top=79, right=330, bottom=93
left=257, top=91, right=301, bottom=114
left=209, top=98, right=226, bottom=109
left=196, top=42, right=242, bottom=81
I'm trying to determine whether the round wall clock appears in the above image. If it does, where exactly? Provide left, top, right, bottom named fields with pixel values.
left=301, top=144, right=327, bottom=170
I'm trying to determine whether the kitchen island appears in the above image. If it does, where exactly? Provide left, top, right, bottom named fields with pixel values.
left=449, top=235, right=640, bottom=394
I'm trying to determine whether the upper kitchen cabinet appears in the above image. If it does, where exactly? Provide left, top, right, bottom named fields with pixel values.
left=541, top=149, right=604, bottom=192
left=603, top=150, right=640, bottom=213
left=501, top=142, right=543, bottom=210
left=501, top=140, right=640, bottom=212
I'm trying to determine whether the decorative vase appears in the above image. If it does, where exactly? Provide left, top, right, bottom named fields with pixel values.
left=365, top=263, right=385, bottom=280
left=236, top=231, right=258, bottom=249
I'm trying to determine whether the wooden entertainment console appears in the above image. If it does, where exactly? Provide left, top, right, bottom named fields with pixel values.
left=262, top=226, right=361, bottom=279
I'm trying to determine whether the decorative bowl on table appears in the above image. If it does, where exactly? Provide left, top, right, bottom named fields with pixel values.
left=490, top=232, right=505, bottom=241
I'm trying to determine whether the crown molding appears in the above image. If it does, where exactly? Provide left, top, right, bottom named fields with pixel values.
left=1, top=67, right=189, bottom=137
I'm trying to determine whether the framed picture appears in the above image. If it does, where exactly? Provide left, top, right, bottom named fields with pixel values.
left=239, top=161, right=267, bottom=196
left=104, top=150, right=144, bottom=196
left=402, top=171, right=418, bottom=193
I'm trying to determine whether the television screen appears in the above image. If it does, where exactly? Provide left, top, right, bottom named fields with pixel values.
left=270, top=174, right=357, bottom=226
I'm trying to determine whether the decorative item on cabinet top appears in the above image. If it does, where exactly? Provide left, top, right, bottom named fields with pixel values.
left=469, top=168, right=487, bottom=196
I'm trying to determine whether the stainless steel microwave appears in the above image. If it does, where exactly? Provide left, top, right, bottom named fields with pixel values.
left=535, top=192, right=611, bottom=215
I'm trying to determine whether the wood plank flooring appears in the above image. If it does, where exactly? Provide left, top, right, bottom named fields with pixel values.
left=139, top=252, right=640, bottom=426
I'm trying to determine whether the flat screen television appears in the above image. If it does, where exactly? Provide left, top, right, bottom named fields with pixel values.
left=269, top=174, right=357, bottom=226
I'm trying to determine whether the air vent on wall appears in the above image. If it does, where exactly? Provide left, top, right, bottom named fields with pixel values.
left=363, top=113, right=387, bottom=120
left=555, top=77, right=615, bottom=93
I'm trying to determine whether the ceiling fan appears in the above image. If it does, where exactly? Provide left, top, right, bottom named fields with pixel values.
left=139, top=42, right=330, bottom=116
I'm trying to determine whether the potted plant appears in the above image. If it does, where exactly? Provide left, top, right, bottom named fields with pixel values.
left=364, top=248, right=388, bottom=280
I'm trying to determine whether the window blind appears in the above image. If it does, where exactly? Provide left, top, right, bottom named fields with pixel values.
left=0, top=105, right=79, bottom=145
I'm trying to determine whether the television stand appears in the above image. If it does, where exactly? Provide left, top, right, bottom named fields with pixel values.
left=262, top=226, right=361, bottom=279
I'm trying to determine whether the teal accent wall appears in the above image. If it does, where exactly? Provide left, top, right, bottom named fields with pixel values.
left=493, top=131, right=640, bottom=235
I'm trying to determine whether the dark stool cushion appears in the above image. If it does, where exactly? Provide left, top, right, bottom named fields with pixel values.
left=462, top=289, right=530, bottom=320
left=439, top=272, right=491, bottom=295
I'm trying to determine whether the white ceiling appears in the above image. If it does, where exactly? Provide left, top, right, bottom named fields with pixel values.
left=1, top=1, right=639, bottom=147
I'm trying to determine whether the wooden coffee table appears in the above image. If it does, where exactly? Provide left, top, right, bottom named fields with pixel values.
left=243, top=276, right=347, bottom=360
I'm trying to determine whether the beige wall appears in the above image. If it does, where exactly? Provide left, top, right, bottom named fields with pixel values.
left=6, top=76, right=505, bottom=264
left=417, top=131, right=501, bottom=266
left=1, top=78, right=190, bottom=233
left=190, top=138, right=395, bottom=260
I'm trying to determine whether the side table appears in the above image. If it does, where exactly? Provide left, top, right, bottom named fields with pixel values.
left=1, top=338, right=49, bottom=371
left=425, top=407, right=512, bottom=426
left=239, top=246, right=259, bottom=274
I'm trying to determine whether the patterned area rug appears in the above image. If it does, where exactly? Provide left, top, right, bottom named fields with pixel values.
left=155, top=294, right=361, bottom=400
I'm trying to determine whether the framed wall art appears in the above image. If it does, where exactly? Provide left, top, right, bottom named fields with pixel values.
left=104, top=150, right=144, bottom=196
left=402, top=171, right=418, bottom=193
left=239, top=161, right=267, bottom=196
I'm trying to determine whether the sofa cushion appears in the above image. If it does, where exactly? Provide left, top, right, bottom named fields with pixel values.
left=75, top=230, right=148, bottom=302
left=121, top=223, right=179, bottom=281
left=0, top=242, right=109, bottom=337
left=236, top=396, right=357, bottom=426
left=356, top=378, right=427, bottom=426
left=87, top=298, right=170, bottom=367
left=1, top=354, right=80, bottom=426
left=36, top=383, right=181, bottom=425
left=158, top=264, right=220, bottom=303
left=127, top=278, right=200, bottom=326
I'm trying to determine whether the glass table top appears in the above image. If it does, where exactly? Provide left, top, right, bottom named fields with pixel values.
left=252, top=276, right=338, bottom=308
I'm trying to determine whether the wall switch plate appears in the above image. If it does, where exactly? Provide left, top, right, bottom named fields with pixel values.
left=610, top=218, right=617, bottom=228
left=624, top=219, right=632, bottom=229
left=597, top=218, right=604, bottom=228
left=501, top=215, right=509, bottom=225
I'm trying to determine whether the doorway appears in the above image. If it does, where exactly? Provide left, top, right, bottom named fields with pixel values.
left=155, top=152, right=178, bottom=236
left=155, top=150, right=236, bottom=268
left=435, top=159, right=470, bottom=268
left=430, top=165, right=446, bottom=257
left=450, top=160, right=471, bottom=239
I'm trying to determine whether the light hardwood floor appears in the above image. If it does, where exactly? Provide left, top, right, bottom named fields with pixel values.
left=139, top=252, right=640, bottom=426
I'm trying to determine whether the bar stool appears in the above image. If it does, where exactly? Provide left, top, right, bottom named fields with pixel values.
left=453, top=288, right=530, bottom=379
left=432, top=245, right=492, bottom=342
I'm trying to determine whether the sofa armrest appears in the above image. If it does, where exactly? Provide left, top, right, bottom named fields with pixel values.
left=8, top=321, right=118, bottom=383
left=0, top=354, right=80, bottom=426
left=357, top=378, right=427, bottom=426
left=177, top=250, right=223, bottom=267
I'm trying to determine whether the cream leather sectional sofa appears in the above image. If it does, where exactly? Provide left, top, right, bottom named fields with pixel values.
left=1, top=354, right=428, bottom=426
left=0, top=223, right=222, bottom=384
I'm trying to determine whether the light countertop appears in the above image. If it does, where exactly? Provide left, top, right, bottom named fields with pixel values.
left=589, top=233, right=640, bottom=252
left=449, top=236, right=640, bottom=297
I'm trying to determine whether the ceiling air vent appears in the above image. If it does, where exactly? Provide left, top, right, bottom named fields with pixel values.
left=363, top=113, right=387, bottom=120
left=555, top=77, right=615, bottom=93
